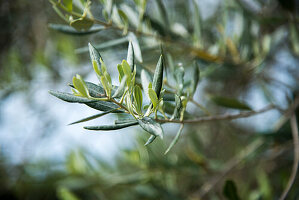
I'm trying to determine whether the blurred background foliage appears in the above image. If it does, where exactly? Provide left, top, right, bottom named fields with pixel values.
left=0, top=0, right=299, bottom=199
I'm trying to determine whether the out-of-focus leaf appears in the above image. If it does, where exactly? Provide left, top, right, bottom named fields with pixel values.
left=128, top=32, right=143, bottom=62
left=62, top=0, right=72, bottom=11
left=76, top=37, right=128, bottom=53
left=48, top=24, right=105, bottom=35
left=144, top=135, right=156, bottom=146
left=152, top=55, right=164, bottom=98
left=164, top=124, right=184, bottom=154
left=88, top=43, right=103, bottom=74
left=210, top=95, right=252, bottom=110
left=175, top=66, right=184, bottom=95
left=163, top=93, right=175, bottom=101
left=57, top=187, right=79, bottom=200
left=84, top=121, right=138, bottom=130
left=118, top=9, right=129, bottom=34
left=69, top=109, right=118, bottom=125
left=113, top=75, right=127, bottom=98
left=134, top=85, right=143, bottom=114
left=72, top=74, right=90, bottom=97
left=223, top=180, right=241, bottom=200
left=49, top=91, right=95, bottom=103
left=127, top=41, right=135, bottom=71
left=191, top=61, right=200, bottom=94
left=148, top=87, right=158, bottom=108
left=137, top=117, right=163, bottom=139
left=154, top=0, right=169, bottom=28
left=70, top=17, right=94, bottom=31
left=192, top=0, right=201, bottom=46
left=171, top=95, right=182, bottom=120
left=141, top=69, right=152, bottom=101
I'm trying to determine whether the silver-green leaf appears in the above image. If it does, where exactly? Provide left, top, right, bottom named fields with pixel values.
left=152, top=55, right=164, bottom=98
left=138, top=117, right=164, bottom=139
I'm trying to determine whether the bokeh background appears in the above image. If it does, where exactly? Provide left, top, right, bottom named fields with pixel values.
left=0, top=0, right=299, bottom=199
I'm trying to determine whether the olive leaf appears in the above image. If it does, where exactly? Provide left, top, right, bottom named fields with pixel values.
left=48, top=24, right=105, bottom=35
left=210, top=96, right=252, bottom=110
left=164, top=124, right=184, bottom=154
left=127, top=41, right=135, bottom=71
left=148, top=87, right=158, bottom=108
left=133, top=85, right=143, bottom=115
left=141, top=69, right=153, bottom=101
left=190, top=61, right=200, bottom=95
left=89, top=43, right=103, bottom=75
left=72, top=74, right=90, bottom=97
left=70, top=17, right=94, bottom=31
left=84, top=121, right=138, bottom=131
left=49, top=91, right=95, bottom=103
left=69, top=109, right=118, bottom=125
left=112, top=75, right=127, bottom=98
left=138, top=117, right=164, bottom=139
left=152, top=55, right=164, bottom=98
left=144, top=135, right=156, bottom=146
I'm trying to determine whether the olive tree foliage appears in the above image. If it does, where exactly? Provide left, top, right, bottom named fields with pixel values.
left=49, top=0, right=299, bottom=157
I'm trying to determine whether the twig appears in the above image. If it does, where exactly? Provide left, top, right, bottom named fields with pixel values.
left=156, top=104, right=275, bottom=124
left=190, top=98, right=211, bottom=116
left=278, top=114, right=299, bottom=200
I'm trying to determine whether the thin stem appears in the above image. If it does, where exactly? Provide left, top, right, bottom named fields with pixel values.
left=278, top=115, right=299, bottom=200
left=156, top=104, right=275, bottom=124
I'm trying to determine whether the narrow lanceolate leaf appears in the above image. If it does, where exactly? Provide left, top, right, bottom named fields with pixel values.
left=84, top=121, right=138, bottom=130
left=144, top=135, right=156, bottom=146
left=152, top=55, right=164, bottom=98
left=164, top=124, right=184, bottom=154
left=138, top=117, right=164, bottom=139
left=69, top=109, right=118, bottom=125
left=88, top=43, right=103, bottom=73
left=163, top=93, right=175, bottom=101
left=48, top=24, right=105, bottom=35
left=70, top=17, right=94, bottom=31
left=76, top=37, right=128, bottom=54
left=49, top=91, right=95, bottom=103
left=133, top=85, right=143, bottom=114
left=85, top=101, right=121, bottom=112
left=191, top=61, right=200, bottom=95
left=128, top=32, right=143, bottom=62
left=127, top=41, right=135, bottom=71
left=223, top=180, right=241, bottom=200
left=112, top=75, right=127, bottom=98
left=148, top=87, right=158, bottom=108
left=210, top=96, right=252, bottom=110
left=73, top=74, right=90, bottom=97
left=175, top=66, right=184, bottom=95
left=117, top=64, right=125, bottom=82
left=141, top=69, right=152, bottom=101
left=171, top=95, right=182, bottom=120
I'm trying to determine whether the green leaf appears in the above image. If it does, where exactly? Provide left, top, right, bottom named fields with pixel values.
left=127, top=41, right=135, bottom=71
left=70, top=81, right=106, bottom=98
left=128, top=32, right=143, bottom=62
left=113, top=75, right=127, bottom=98
left=72, top=74, right=90, bottom=97
left=210, top=96, right=252, bottom=110
left=48, top=24, right=105, bottom=35
left=85, top=101, right=121, bottom=112
left=175, top=66, right=184, bottom=95
left=69, top=109, right=118, bottom=125
left=171, top=95, right=182, bottom=120
left=223, top=180, right=241, bottom=200
left=133, top=85, right=143, bottom=114
left=122, top=60, right=132, bottom=86
left=148, top=87, right=158, bottom=108
left=114, top=119, right=137, bottom=124
left=49, top=90, right=96, bottom=103
left=192, top=0, right=202, bottom=46
left=84, top=121, right=138, bottom=130
left=118, top=9, right=129, bottom=34
left=76, top=37, right=128, bottom=54
left=100, top=75, right=111, bottom=97
left=164, top=124, right=184, bottom=154
left=137, top=117, right=164, bottom=139
left=144, top=135, right=156, bottom=146
left=152, top=55, right=164, bottom=98
left=117, top=64, right=125, bottom=82
left=191, top=61, right=200, bottom=95
left=163, top=93, right=175, bottom=101
left=141, top=69, right=152, bottom=101
left=70, top=17, right=94, bottom=31
left=62, top=0, right=72, bottom=11
left=88, top=43, right=103, bottom=75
